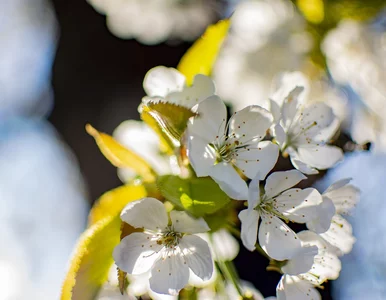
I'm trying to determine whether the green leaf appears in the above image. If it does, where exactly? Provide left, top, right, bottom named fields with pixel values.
left=86, top=124, right=156, bottom=182
left=141, top=101, right=196, bottom=150
left=61, top=215, right=122, bottom=300
left=61, top=184, right=147, bottom=300
left=157, top=175, right=230, bottom=217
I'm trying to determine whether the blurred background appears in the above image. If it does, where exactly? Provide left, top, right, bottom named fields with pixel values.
left=0, top=0, right=385, bottom=299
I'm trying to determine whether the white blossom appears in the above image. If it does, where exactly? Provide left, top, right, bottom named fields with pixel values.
left=270, top=78, right=343, bottom=174
left=141, top=66, right=215, bottom=109
left=239, top=170, right=326, bottom=260
left=113, top=198, right=213, bottom=295
left=276, top=230, right=342, bottom=299
left=318, top=179, right=359, bottom=255
left=87, top=0, right=217, bottom=44
left=187, top=96, right=279, bottom=200
left=113, top=120, right=179, bottom=182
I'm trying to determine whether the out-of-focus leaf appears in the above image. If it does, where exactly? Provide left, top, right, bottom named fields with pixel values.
left=86, top=124, right=156, bottom=182
left=62, top=184, right=147, bottom=299
left=177, top=19, right=230, bottom=85
left=61, top=215, right=122, bottom=300
left=141, top=101, right=196, bottom=150
left=297, top=0, right=324, bottom=24
left=157, top=175, right=230, bottom=217
left=88, top=184, right=147, bottom=226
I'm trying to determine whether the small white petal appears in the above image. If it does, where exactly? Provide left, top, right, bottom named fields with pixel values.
left=272, top=123, right=287, bottom=148
left=166, top=74, right=215, bottom=108
left=143, top=66, right=185, bottom=98
left=211, top=229, right=240, bottom=261
left=239, top=209, right=259, bottom=251
left=281, top=87, right=306, bottom=130
left=170, top=211, right=210, bottom=234
left=275, top=188, right=323, bottom=224
left=297, top=145, right=343, bottom=170
left=270, top=99, right=282, bottom=123
left=208, top=162, right=249, bottom=200
left=248, top=174, right=260, bottom=209
left=287, top=148, right=319, bottom=175
left=258, top=215, right=302, bottom=261
left=282, top=246, right=318, bottom=275
left=323, top=183, right=360, bottom=215
left=179, top=235, right=213, bottom=281
left=291, top=103, right=335, bottom=140
left=187, top=135, right=217, bottom=177
left=320, top=215, right=355, bottom=256
left=324, top=178, right=352, bottom=193
left=264, top=170, right=307, bottom=199
left=277, top=275, right=321, bottom=300
left=228, top=105, right=273, bottom=145
left=121, top=197, right=168, bottom=231
left=306, top=198, right=335, bottom=233
left=113, top=233, right=162, bottom=275
left=234, top=141, right=279, bottom=180
left=149, top=253, right=190, bottom=295
left=187, top=95, right=227, bottom=143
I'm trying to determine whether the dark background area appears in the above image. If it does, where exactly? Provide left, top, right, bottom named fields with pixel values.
left=49, top=1, right=332, bottom=298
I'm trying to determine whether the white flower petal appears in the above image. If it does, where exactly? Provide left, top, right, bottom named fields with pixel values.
left=297, top=145, right=343, bottom=170
left=277, top=275, right=321, bottom=300
left=149, top=253, right=190, bottom=295
left=170, top=211, right=210, bottom=234
left=121, top=197, right=168, bottom=231
left=275, top=188, right=323, bottom=223
left=289, top=154, right=319, bottom=175
left=187, top=95, right=227, bottom=143
left=258, top=215, right=302, bottom=261
left=187, top=135, right=217, bottom=177
left=179, top=235, right=213, bottom=281
left=228, top=105, right=273, bottom=145
left=306, top=198, right=336, bottom=234
left=113, top=232, right=162, bottom=275
left=234, top=141, right=279, bottom=180
left=290, top=103, right=335, bottom=140
left=208, top=162, right=249, bottom=200
left=271, top=72, right=309, bottom=108
left=297, top=231, right=342, bottom=283
left=211, top=229, right=240, bottom=261
left=323, top=183, right=360, bottom=215
left=264, top=170, right=307, bottom=199
left=239, top=209, right=259, bottom=251
left=272, top=123, right=287, bottom=148
left=143, top=66, right=185, bottom=98
left=248, top=174, right=260, bottom=209
left=282, top=246, right=318, bottom=275
left=166, top=74, right=215, bottom=108
left=324, top=178, right=352, bottom=193
left=320, top=215, right=355, bottom=256
left=270, top=99, right=282, bottom=123
left=281, top=86, right=305, bottom=130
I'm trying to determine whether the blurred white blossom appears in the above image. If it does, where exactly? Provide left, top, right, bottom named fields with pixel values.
left=322, top=20, right=386, bottom=151
left=87, top=0, right=218, bottom=44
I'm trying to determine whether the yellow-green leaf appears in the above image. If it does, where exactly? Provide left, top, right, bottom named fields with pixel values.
left=88, top=184, right=147, bottom=226
left=62, top=184, right=147, bottom=299
left=157, top=175, right=230, bottom=217
left=86, top=124, right=156, bottom=182
left=141, top=101, right=196, bottom=151
left=61, top=215, right=122, bottom=300
left=177, top=19, right=230, bottom=85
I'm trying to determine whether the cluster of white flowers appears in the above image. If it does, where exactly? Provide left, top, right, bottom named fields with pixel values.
left=109, top=65, right=360, bottom=299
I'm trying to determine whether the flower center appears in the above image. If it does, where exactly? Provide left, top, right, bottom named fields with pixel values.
left=156, top=229, right=183, bottom=248
left=255, top=196, right=289, bottom=222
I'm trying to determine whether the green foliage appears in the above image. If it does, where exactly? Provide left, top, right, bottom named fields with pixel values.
left=141, top=101, right=196, bottom=152
left=157, top=175, right=231, bottom=217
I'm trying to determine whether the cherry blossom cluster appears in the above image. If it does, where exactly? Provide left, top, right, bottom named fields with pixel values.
left=111, top=66, right=360, bottom=299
